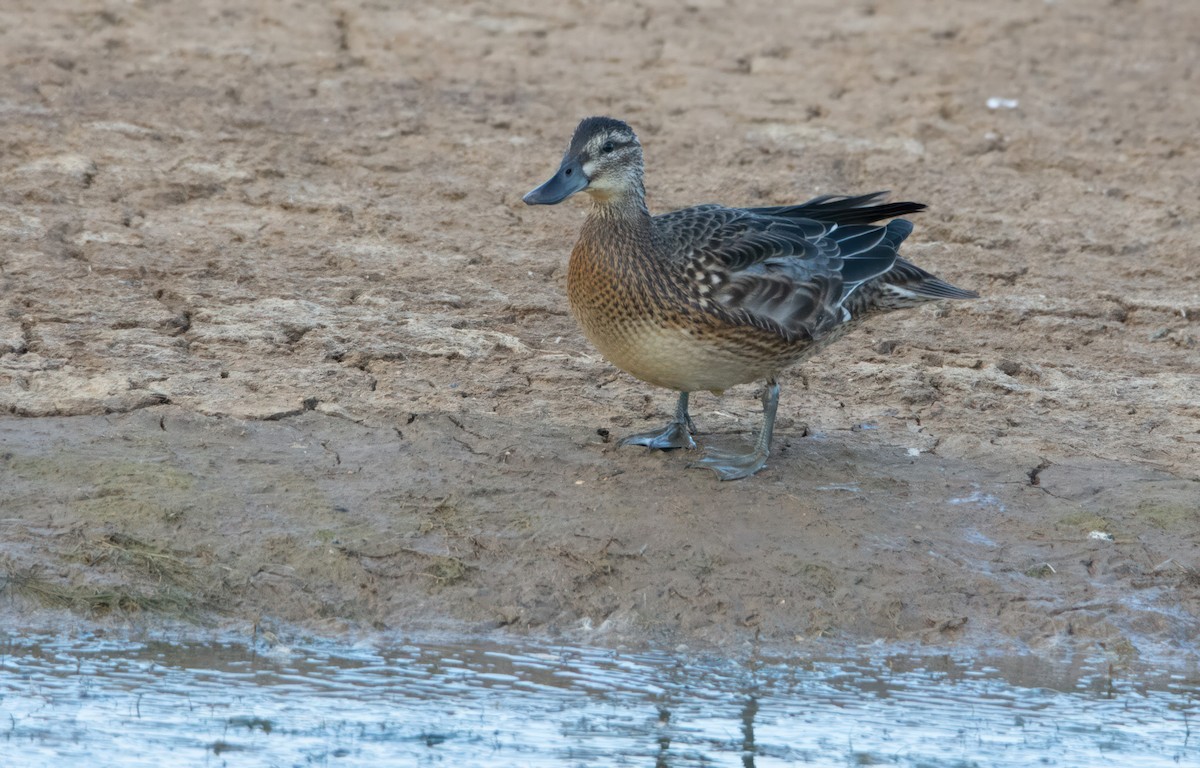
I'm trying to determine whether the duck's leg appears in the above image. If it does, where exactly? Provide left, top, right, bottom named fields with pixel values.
left=691, top=380, right=780, bottom=480
left=620, top=392, right=697, bottom=450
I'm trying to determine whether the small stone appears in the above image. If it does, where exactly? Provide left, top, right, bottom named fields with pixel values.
left=996, top=359, right=1021, bottom=376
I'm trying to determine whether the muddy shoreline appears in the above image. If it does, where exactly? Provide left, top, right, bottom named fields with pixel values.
left=4, top=405, right=1197, bottom=660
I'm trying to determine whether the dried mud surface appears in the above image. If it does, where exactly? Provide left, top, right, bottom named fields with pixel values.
left=1, top=0, right=1198, bottom=658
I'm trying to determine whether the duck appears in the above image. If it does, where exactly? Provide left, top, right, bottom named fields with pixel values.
left=523, top=116, right=977, bottom=480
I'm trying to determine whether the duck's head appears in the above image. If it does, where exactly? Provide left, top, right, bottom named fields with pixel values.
left=524, top=116, right=644, bottom=206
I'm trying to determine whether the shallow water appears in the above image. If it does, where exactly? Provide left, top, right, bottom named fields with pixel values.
left=1, top=634, right=1196, bottom=767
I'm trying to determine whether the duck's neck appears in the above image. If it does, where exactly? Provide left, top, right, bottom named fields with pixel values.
left=585, top=185, right=651, bottom=226
left=574, top=190, right=655, bottom=286
left=581, top=200, right=652, bottom=265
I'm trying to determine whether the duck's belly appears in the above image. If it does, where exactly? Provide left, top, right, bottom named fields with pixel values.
left=577, top=315, right=805, bottom=393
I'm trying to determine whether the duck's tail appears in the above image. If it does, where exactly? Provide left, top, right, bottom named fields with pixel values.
left=878, top=257, right=980, bottom=307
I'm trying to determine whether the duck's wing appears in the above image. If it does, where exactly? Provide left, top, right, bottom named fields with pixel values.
left=654, top=205, right=908, bottom=341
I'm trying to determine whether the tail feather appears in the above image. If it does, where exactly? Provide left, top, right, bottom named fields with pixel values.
left=886, top=258, right=979, bottom=300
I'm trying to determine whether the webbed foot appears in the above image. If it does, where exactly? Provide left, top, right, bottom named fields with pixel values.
left=689, top=379, right=781, bottom=481
left=620, top=421, right=696, bottom=450
left=689, top=443, right=769, bottom=480
left=619, top=391, right=697, bottom=451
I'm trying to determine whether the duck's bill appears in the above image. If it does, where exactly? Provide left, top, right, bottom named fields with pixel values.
left=523, top=159, right=588, bottom=205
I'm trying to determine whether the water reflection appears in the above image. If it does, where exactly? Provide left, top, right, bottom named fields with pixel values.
left=655, top=706, right=671, bottom=768
left=0, top=633, right=1196, bottom=767
left=741, top=695, right=758, bottom=768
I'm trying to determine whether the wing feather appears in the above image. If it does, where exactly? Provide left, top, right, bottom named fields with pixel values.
left=653, top=201, right=921, bottom=340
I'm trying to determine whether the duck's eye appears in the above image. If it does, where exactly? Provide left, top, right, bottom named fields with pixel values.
left=601, top=141, right=615, bottom=154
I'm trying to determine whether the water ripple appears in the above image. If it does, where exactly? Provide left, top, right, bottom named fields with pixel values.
left=0, top=634, right=1196, bottom=767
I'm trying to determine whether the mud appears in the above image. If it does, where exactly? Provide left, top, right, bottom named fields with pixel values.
left=1, top=0, right=1197, bottom=658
